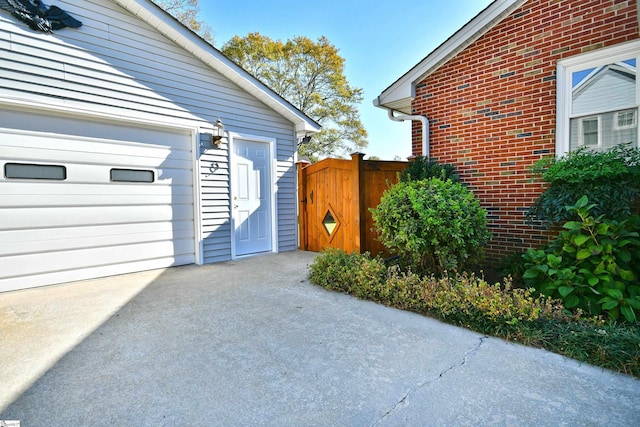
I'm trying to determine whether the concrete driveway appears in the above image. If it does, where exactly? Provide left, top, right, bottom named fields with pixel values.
left=1, top=250, right=639, bottom=426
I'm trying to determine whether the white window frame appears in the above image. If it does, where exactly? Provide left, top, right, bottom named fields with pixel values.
left=577, top=115, right=601, bottom=148
left=556, top=39, right=640, bottom=157
left=614, top=109, right=637, bottom=130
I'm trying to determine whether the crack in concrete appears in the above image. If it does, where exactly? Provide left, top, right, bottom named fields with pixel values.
left=371, top=336, right=486, bottom=426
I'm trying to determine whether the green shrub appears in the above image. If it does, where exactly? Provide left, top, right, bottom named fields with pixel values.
left=370, top=178, right=491, bottom=275
left=308, top=248, right=386, bottom=299
left=307, top=250, right=640, bottom=376
left=523, top=196, right=640, bottom=323
left=399, top=156, right=460, bottom=182
left=526, top=144, right=640, bottom=226
left=419, top=275, right=568, bottom=339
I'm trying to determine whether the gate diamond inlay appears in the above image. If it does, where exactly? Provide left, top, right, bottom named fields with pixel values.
left=322, top=205, right=340, bottom=240
left=322, top=211, right=337, bottom=235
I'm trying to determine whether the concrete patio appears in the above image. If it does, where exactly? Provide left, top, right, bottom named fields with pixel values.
left=1, top=250, right=639, bottom=426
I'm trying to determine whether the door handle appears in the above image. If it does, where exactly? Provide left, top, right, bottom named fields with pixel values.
left=310, top=190, right=314, bottom=204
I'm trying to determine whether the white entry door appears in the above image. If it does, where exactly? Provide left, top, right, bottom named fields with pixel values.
left=232, top=138, right=273, bottom=256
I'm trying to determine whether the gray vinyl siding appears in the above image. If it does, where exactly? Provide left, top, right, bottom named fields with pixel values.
left=572, top=68, right=635, bottom=116
left=0, top=0, right=299, bottom=264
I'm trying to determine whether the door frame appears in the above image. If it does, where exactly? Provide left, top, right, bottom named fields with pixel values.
left=228, top=132, right=277, bottom=259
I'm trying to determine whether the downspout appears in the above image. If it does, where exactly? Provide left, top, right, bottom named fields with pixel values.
left=387, top=109, right=430, bottom=159
left=373, top=99, right=430, bottom=158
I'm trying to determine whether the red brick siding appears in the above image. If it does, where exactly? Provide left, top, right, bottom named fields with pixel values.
left=411, top=0, right=639, bottom=261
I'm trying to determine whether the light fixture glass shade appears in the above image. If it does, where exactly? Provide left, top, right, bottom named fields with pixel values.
left=213, top=118, right=224, bottom=140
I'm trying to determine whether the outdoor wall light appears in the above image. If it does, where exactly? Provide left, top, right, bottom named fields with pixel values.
left=211, top=118, right=225, bottom=146
left=297, top=134, right=312, bottom=147
left=200, top=118, right=225, bottom=154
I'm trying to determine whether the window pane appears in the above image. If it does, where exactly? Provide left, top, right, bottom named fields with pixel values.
left=571, top=110, right=638, bottom=151
left=570, top=58, right=637, bottom=152
left=571, top=59, right=636, bottom=116
left=582, top=119, right=598, bottom=146
left=616, top=110, right=636, bottom=128
left=5, top=163, right=66, bottom=180
left=110, top=169, right=154, bottom=183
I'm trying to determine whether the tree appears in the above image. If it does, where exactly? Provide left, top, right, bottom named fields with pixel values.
left=153, top=0, right=213, bottom=43
left=222, top=32, right=368, bottom=161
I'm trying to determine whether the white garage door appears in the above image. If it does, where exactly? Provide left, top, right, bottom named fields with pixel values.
left=0, top=110, right=196, bottom=292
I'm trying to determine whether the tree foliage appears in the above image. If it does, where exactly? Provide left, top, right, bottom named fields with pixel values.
left=153, top=0, right=213, bottom=43
left=221, top=32, right=368, bottom=160
left=399, top=156, right=460, bottom=183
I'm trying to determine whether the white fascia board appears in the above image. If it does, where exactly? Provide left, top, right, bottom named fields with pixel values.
left=112, top=0, right=320, bottom=134
left=375, top=0, right=526, bottom=112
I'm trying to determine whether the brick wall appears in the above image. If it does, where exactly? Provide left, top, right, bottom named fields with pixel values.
left=411, top=0, right=639, bottom=261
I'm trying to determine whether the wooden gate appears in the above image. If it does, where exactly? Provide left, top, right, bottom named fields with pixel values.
left=297, top=153, right=407, bottom=257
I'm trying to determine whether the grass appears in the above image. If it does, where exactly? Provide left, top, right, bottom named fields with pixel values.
left=308, top=248, right=640, bottom=377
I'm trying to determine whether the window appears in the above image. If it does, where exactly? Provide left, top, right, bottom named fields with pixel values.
left=579, top=117, right=600, bottom=147
left=615, top=110, right=636, bottom=130
left=557, top=40, right=639, bottom=156
left=4, top=163, right=66, bottom=180
left=110, top=168, right=154, bottom=183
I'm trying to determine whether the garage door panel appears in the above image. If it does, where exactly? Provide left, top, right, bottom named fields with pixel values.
left=1, top=161, right=193, bottom=187
left=1, top=182, right=193, bottom=197
left=1, top=205, right=194, bottom=230
left=0, top=239, right=195, bottom=279
left=1, top=192, right=194, bottom=208
left=0, top=256, right=194, bottom=293
left=0, top=221, right=194, bottom=246
left=1, top=129, right=193, bottom=160
left=0, top=113, right=196, bottom=291
left=2, top=146, right=193, bottom=171
left=0, top=226, right=195, bottom=257
left=0, top=110, right=191, bottom=147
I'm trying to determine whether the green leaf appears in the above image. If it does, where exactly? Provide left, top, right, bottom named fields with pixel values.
left=564, top=294, right=580, bottom=308
left=558, top=286, right=574, bottom=297
left=604, top=288, right=624, bottom=299
left=619, top=269, right=635, bottom=281
left=620, top=305, right=636, bottom=323
left=572, top=234, right=590, bottom=246
left=576, top=249, right=592, bottom=260
left=563, top=221, right=583, bottom=230
left=626, top=298, right=640, bottom=309
left=587, top=276, right=600, bottom=286
left=618, top=249, right=632, bottom=262
left=595, top=223, right=609, bottom=235
left=575, top=195, right=589, bottom=209
left=602, top=299, right=619, bottom=310
left=523, top=268, right=539, bottom=279
left=546, top=254, right=562, bottom=267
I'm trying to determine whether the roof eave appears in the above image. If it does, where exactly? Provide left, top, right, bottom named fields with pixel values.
left=111, top=0, right=321, bottom=133
left=375, top=0, right=527, bottom=111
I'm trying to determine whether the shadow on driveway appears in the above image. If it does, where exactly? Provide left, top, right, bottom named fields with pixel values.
left=1, top=250, right=639, bottom=426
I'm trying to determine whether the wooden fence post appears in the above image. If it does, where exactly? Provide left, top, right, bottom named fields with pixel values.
left=297, top=160, right=310, bottom=250
left=351, top=153, right=365, bottom=253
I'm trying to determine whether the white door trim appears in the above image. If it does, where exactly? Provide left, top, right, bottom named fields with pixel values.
left=228, top=132, right=277, bottom=259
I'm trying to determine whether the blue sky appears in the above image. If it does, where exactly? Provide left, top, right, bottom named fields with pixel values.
left=200, top=0, right=494, bottom=160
